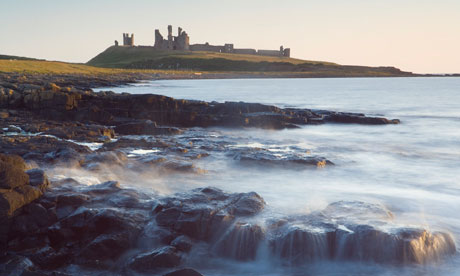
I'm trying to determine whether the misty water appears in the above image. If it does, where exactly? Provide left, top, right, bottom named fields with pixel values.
left=92, top=77, right=460, bottom=275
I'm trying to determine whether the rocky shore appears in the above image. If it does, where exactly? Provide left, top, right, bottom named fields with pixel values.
left=0, top=72, right=456, bottom=275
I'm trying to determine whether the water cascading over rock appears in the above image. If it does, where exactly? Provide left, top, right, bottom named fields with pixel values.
left=268, top=201, right=456, bottom=265
left=214, top=222, right=265, bottom=261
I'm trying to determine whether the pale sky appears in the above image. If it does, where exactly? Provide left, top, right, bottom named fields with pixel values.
left=1, top=0, right=459, bottom=74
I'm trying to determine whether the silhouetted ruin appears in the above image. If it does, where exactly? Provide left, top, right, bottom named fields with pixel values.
left=117, top=25, right=290, bottom=57
left=122, top=33, right=134, bottom=46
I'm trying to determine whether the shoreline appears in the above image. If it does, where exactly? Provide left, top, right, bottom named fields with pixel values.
left=0, top=72, right=458, bottom=275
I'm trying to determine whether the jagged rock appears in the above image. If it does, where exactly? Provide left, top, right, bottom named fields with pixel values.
left=129, top=246, right=181, bottom=272
left=0, top=136, right=91, bottom=165
left=154, top=187, right=265, bottom=241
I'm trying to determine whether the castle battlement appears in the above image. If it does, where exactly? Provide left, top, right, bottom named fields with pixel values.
left=117, top=25, right=290, bottom=57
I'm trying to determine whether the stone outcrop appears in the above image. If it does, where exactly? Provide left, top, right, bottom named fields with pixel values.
left=0, top=181, right=456, bottom=275
left=269, top=201, right=456, bottom=265
left=0, top=155, right=49, bottom=217
left=0, top=72, right=400, bottom=135
left=154, top=187, right=266, bottom=241
left=0, top=154, right=49, bottom=254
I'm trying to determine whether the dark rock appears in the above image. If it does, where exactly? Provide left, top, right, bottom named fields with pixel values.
left=82, top=151, right=127, bottom=170
left=129, top=246, right=181, bottom=272
left=160, top=160, right=206, bottom=174
left=29, top=246, right=70, bottom=270
left=0, top=136, right=91, bottom=165
left=170, top=235, right=193, bottom=252
left=77, top=232, right=132, bottom=266
left=9, top=203, right=55, bottom=239
left=269, top=201, right=456, bottom=265
left=26, top=169, right=50, bottom=192
left=154, top=187, right=265, bottom=241
left=115, top=121, right=183, bottom=135
left=0, top=254, right=35, bottom=276
left=215, top=222, right=264, bottom=261
left=43, top=124, right=114, bottom=142
left=231, top=147, right=332, bottom=168
left=163, top=268, right=204, bottom=276
left=101, top=137, right=169, bottom=151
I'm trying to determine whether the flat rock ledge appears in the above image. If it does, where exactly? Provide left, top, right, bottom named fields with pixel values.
left=1, top=72, right=400, bottom=133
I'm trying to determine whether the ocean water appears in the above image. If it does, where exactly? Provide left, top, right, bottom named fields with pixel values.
left=94, top=77, right=460, bottom=275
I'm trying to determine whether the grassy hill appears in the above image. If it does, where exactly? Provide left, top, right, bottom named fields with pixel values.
left=0, top=50, right=415, bottom=78
left=87, top=46, right=331, bottom=68
left=87, top=46, right=414, bottom=77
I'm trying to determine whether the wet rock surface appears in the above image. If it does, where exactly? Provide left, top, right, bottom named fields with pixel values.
left=1, top=181, right=456, bottom=275
left=154, top=187, right=266, bottom=241
left=230, top=146, right=332, bottom=168
left=2, top=72, right=454, bottom=276
left=268, top=201, right=456, bottom=265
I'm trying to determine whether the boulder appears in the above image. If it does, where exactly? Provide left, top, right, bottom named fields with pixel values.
left=0, top=155, right=48, bottom=218
left=0, top=154, right=29, bottom=189
left=129, top=246, right=181, bottom=272
left=154, top=187, right=265, bottom=241
left=170, top=235, right=193, bottom=253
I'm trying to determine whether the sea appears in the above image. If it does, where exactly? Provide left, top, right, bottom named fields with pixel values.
left=92, top=77, right=460, bottom=275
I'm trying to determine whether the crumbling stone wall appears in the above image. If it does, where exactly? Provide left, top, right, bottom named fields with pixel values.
left=123, top=25, right=291, bottom=57
left=123, top=33, right=134, bottom=46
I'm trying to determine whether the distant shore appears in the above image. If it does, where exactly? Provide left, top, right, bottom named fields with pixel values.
left=1, top=59, right=459, bottom=82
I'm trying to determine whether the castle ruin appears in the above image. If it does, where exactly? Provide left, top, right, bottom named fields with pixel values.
left=118, top=25, right=290, bottom=57
left=122, top=33, right=134, bottom=46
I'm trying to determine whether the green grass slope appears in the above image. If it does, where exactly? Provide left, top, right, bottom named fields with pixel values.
left=87, top=46, right=328, bottom=68
left=87, top=46, right=414, bottom=77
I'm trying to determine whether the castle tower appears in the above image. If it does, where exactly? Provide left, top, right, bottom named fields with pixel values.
left=154, top=29, right=163, bottom=49
left=283, top=48, right=291, bottom=57
left=167, top=25, right=173, bottom=49
left=123, top=33, right=134, bottom=46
